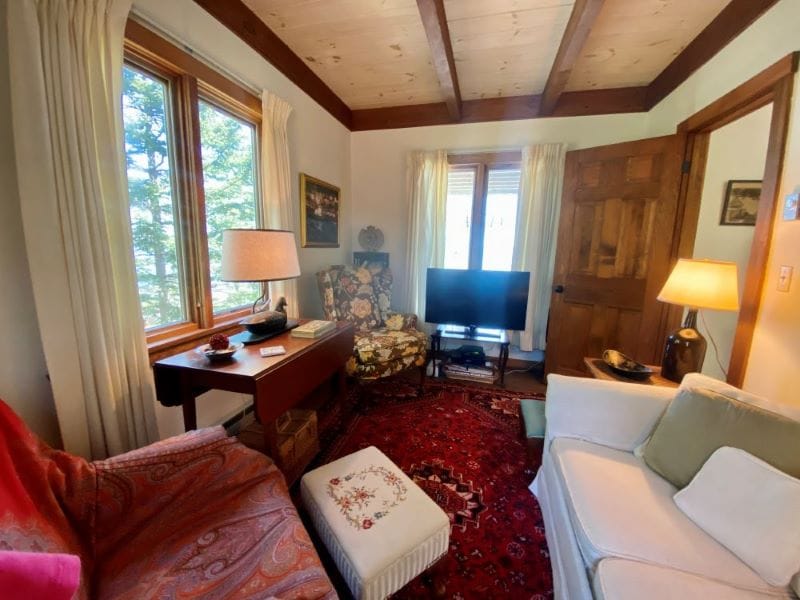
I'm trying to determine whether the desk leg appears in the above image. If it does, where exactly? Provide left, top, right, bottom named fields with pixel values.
left=182, top=400, right=197, bottom=432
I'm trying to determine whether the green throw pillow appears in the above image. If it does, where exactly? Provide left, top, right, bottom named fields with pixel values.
left=643, top=387, right=800, bottom=488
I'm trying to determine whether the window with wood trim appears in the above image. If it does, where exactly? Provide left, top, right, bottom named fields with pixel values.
left=122, top=21, right=263, bottom=352
left=445, top=152, right=522, bottom=271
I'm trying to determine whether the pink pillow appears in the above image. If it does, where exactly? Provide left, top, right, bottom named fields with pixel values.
left=0, top=551, right=80, bottom=600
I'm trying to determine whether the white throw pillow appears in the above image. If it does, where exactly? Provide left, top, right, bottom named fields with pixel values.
left=674, top=446, right=800, bottom=587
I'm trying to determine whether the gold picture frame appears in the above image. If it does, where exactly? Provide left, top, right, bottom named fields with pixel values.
left=300, top=173, right=340, bottom=247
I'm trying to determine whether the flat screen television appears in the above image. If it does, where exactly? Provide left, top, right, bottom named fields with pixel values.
left=425, top=268, right=530, bottom=331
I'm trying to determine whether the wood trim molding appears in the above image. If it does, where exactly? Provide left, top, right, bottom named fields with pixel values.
left=678, top=53, right=798, bottom=133
left=125, top=19, right=261, bottom=117
left=670, top=52, right=798, bottom=388
left=416, top=0, right=461, bottom=120
left=726, top=73, right=794, bottom=387
left=351, top=87, right=646, bottom=131
left=540, top=0, right=605, bottom=116
left=646, top=0, right=781, bottom=109
left=190, top=0, right=352, bottom=128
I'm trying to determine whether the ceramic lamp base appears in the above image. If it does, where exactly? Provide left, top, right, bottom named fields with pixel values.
left=661, top=310, right=707, bottom=383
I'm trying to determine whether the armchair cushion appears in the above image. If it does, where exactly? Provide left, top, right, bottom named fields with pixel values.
left=384, top=311, right=418, bottom=331
left=318, top=265, right=383, bottom=330
left=353, top=328, right=427, bottom=366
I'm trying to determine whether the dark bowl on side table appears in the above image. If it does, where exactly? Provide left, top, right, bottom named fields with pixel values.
left=602, top=349, right=653, bottom=381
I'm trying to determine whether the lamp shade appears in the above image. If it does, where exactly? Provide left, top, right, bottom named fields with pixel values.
left=657, top=258, right=739, bottom=311
left=221, top=229, right=300, bottom=282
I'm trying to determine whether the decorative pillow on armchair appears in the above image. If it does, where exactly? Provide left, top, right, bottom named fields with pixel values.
left=328, top=265, right=382, bottom=331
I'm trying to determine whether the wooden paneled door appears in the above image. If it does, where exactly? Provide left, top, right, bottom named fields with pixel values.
left=546, top=135, right=684, bottom=376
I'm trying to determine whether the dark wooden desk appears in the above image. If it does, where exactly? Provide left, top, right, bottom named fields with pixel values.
left=153, top=321, right=355, bottom=453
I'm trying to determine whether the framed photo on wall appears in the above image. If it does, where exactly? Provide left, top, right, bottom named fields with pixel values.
left=300, top=173, right=340, bottom=247
left=720, top=180, right=761, bottom=226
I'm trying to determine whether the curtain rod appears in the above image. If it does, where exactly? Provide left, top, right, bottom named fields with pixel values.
left=129, top=10, right=262, bottom=99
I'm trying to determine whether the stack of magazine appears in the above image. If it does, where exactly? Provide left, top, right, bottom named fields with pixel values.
left=442, top=361, right=498, bottom=383
left=291, top=320, right=336, bottom=338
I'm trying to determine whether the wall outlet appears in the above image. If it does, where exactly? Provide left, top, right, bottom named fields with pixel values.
left=777, top=265, right=793, bottom=292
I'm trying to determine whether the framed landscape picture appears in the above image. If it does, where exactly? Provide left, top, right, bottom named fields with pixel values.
left=720, top=180, right=761, bottom=226
left=300, top=173, right=340, bottom=247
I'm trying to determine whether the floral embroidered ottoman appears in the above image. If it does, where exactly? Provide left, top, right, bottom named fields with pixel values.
left=300, top=445, right=450, bottom=600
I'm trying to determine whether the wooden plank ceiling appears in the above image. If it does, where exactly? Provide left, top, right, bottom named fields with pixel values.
left=197, top=0, right=778, bottom=130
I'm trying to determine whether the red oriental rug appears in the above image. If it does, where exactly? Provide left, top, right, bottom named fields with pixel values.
left=316, top=377, right=553, bottom=599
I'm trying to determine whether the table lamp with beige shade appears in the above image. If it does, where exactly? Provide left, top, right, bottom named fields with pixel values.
left=221, top=228, right=301, bottom=344
left=657, top=258, right=740, bottom=383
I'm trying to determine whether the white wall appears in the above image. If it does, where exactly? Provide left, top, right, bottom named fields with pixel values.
left=130, top=0, right=354, bottom=438
left=0, top=0, right=60, bottom=447
left=692, top=105, right=772, bottom=380
left=643, top=0, right=800, bottom=406
left=350, top=114, right=650, bottom=310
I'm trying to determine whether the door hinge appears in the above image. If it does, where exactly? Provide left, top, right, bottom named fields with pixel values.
left=681, top=160, right=691, bottom=174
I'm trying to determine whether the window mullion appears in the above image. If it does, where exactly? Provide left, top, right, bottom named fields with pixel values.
left=469, top=164, right=488, bottom=269
left=174, top=74, right=213, bottom=328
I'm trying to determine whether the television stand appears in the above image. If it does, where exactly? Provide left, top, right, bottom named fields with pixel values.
left=430, top=325, right=510, bottom=385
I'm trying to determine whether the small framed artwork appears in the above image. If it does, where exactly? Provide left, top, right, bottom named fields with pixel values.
left=720, top=180, right=761, bottom=226
left=300, top=173, right=340, bottom=247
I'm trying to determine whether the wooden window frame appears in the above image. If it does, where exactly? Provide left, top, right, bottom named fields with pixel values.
left=123, top=19, right=263, bottom=359
left=447, top=151, right=522, bottom=269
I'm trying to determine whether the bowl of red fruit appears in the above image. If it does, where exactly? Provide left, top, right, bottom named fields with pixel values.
left=197, top=333, right=242, bottom=362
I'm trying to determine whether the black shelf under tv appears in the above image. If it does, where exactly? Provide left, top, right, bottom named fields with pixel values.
left=430, top=325, right=510, bottom=386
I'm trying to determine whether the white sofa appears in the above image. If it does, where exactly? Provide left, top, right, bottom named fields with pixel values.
left=531, top=372, right=800, bottom=600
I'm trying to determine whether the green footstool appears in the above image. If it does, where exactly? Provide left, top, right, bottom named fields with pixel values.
left=520, top=399, right=546, bottom=463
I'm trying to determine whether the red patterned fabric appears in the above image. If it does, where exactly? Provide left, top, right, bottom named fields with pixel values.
left=0, top=400, right=336, bottom=599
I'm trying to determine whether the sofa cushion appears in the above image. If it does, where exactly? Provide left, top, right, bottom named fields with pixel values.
left=550, top=437, right=779, bottom=594
left=680, top=373, right=800, bottom=423
left=593, top=559, right=788, bottom=600
left=675, top=447, right=800, bottom=586
left=643, top=387, right=800, bottom=488
left=353, top=328, right=427, bottom=366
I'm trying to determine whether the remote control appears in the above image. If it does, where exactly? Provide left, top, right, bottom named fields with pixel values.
left=260, top=345, right=286, bottom=357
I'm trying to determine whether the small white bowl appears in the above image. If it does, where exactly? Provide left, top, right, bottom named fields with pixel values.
left=196, top=342, right=243, bottom=361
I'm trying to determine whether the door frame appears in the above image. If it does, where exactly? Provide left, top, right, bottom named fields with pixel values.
left=667, top=52, right=798, bottom=388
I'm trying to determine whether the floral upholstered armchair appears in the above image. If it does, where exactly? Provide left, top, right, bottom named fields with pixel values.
left=317, top=264, right=427, bottom=384
left=0, top=399, right=335, bottom=600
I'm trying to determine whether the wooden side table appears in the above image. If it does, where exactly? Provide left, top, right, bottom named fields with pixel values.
left=583, top=357, right=678, bottom=388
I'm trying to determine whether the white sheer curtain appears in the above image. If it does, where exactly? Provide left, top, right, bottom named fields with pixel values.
left=404, top=150, right=449, bottom=325
left=260, top=92, right=299, bottom=317
left=7, top=0, right=158, bottom=458
left=512, top=144, right=567, bottom=352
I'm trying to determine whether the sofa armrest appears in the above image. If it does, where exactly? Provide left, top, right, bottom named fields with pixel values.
left=545, top=374, right=675, bottom=451
left=385, top=311, right=418, bottom=330
left=97, top=426, right=229, bottom=465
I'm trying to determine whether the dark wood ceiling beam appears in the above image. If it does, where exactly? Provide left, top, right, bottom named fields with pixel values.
left=646, top=0, right=780, bottom=109
left=416, top=0, right=462, bottom=120
left=351, top=86, right=646, bottom=131
left=191, top=0, right=352, bottom=128
left=539, top=0, right=605, bottom=116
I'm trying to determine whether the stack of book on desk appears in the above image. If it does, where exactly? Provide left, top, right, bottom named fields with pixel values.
left=442, top=361, right=498, bottom=383
left=291, top=320, right=336, bottom=338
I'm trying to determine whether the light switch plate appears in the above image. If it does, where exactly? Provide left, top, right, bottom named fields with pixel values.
left=778, top=265, right=793, bottom=292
